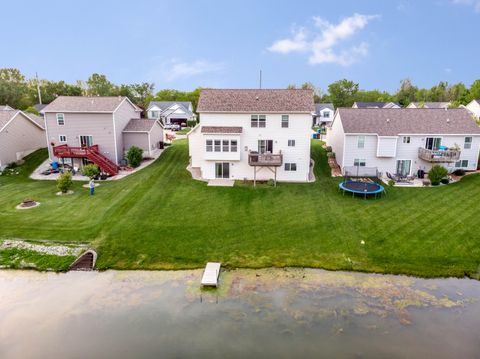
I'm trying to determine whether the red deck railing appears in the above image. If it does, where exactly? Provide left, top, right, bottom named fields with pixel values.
left=53, top=144, right=119, bottom=175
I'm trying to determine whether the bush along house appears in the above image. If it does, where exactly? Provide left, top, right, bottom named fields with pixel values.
left=42, top=96, right=163, bottom=176
left=188, top=89, right=315, bottom=185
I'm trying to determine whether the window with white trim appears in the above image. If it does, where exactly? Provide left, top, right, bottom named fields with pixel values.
left=214, top=140, right=221, bottom=152
left=281, top=115, right=289, bottom=128
left=222, top=140, right=229, bottom=152
left=357, top=136, right=365, bottom=149
left=231, top=140, right=238, bottom=152
left=354, top=159, right=366, bottom=167
left=288, top=139, right=295, bottom=147
left=284, top=163, right=297, bottom=171
left=323, top=111, right=330, bottom=118
left=464, top=137, right=472, bottom=149
left=403, top=136, right=411, bottom=144
left=455, top=160, right=469, bottom=168
left=206, top=139, right=213, bottom=152
left=251, top=115, right=266, bottom=128
left=59, top=135, right=67, bottom=143
left=56, top=113, right=65, bottom=126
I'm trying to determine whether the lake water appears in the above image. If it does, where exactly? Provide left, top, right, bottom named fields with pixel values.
left=0, top=268, right=479, bottom=358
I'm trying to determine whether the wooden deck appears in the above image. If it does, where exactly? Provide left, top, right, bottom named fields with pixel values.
left=248, top=152, right=283, bottom=167
left=418, top=147, right=461, bottom=163
left=201, top=262, right=221, bottom=287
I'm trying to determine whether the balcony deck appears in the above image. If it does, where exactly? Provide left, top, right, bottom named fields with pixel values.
left=418, top=147, right=461, bottom=163
left=248, top=152, right=283, bottom=167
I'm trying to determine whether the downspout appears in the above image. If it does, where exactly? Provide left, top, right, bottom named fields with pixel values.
left=112, top=112, right=119, bottom=164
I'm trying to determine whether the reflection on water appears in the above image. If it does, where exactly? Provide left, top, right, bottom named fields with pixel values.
left=0, top=268, right=479, bottom=359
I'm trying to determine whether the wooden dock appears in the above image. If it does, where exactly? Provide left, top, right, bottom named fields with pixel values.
left=201, top=262, right=221, bottom=287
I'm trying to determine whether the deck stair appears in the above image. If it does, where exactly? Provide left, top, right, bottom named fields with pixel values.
left=53, top=144, right=119, bottom=175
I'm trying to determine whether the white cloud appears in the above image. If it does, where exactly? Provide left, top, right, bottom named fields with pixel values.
left=451, top=0, right=480, bottom=12
left=268, top=14, right=379, bottom=66
left=152, top=59, right=225, bottom=82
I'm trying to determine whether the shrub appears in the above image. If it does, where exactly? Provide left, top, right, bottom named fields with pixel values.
left=187, top=120, right=197, bottom=127
left=82, top=164, right=100, bottom=178
left=388, top=179, right=396, bottom=187
left=127, top=146, right=143, bottom=168
left=325, top=146, right=332, bottom=152
left=453, top=169, right=465, bottom=176
left=428, top=165, right=448, bottom=185
left=57, top=172, right=73, bottom=193
left=327, top=152, right=336, bottom=158
left=440, top=178, right=450, bottom=185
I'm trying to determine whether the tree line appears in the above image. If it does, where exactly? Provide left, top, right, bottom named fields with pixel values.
left=288, top=78, right=480, bottom=108
left=1, top=68, right=479, bottom=113
left=0, top=68, right=201, bottom=114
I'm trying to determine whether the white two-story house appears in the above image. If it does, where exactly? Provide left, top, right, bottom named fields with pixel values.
left=147, top=101, right=195, bottom=126
left=327, top=108, right=480, bottom=176
left=313, top=103, right=334, bottom=127
left=188, top=89, right=314, bottom=184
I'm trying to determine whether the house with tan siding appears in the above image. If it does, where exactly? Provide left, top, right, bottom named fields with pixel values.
left=327, top=108, right=480, bottom=177
left=188, top=89, right=314, bottom=184
left=42, top=96, right=163, bottom=175
left=0, top=110, right=46, bottom=170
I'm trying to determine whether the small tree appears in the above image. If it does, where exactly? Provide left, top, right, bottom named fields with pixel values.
left=82, top=164, right=100, bottom=178
left=57, top=171, right=73, bottom=193
left=127, top=146, right=143, bottom=168
left=428, top=165, right=448, bottom=186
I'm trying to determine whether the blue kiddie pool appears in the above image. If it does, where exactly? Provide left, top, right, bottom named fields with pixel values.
left=339, top=180, right=385, bottom=199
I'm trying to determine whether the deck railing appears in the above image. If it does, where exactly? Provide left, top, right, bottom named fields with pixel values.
left=418, top=147, right=461, bottom=163
left=53, top=144, right=99, bottom=158
left=248, top=152, right=283, bottom=166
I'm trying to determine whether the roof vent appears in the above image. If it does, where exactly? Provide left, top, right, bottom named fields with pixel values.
left=386, top=118, right=390, bottom=123
left=446, top=118, right=450, bottom=123
left=255, top=96, right=259, bottom=100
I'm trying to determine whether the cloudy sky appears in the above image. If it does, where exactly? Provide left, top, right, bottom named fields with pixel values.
left=2, top=0, right=479, bottom=92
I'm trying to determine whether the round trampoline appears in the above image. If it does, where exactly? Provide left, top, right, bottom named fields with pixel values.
left=339, top=180, right=385, bottom=199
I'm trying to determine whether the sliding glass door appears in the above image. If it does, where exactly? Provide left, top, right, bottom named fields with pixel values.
left=215, top=162, right=230, bottom=179
left=396, top=160, right=411, bottom=176
left=258, top=140, right=273, bottom=154
left=425, top=137, right=441, bottom=150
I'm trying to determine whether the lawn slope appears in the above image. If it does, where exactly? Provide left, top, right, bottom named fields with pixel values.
left=0, top=141, right=479, bottom=278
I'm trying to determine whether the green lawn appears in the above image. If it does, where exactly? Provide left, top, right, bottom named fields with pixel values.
left=1, top=141, right=480, bottom=278
left=176, top=127, right=191, bottom=135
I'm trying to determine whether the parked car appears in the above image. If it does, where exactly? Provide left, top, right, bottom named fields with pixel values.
left=164, top=124, right=173, bottom=130
left=171, top=124, right=181, bottom=131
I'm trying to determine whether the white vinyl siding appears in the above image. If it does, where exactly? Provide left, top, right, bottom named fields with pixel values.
left=376, top=137, right=398, bottom=157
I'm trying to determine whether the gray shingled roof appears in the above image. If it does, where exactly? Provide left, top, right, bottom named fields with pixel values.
left=354, top=101, right=400, bottom=108
left=197, top=89, right=314, bottom=113
left=201, top=126, right=243, bottom=134
left=149, top=101, right=192, bottom=111
left=0, top=110, right=44, bottom=132
left=25, top=113, right=45, bottom=129
left=42, top=96, right=138, bottom=113
left=338, top=108, right=480, bottom=136
left=410, top=102, right=450, bottom=109
left=123, top=119, right=159, bottom=132
left=34, top=104, right=47, bottom=113
left=314, top=103, right=334, bottom=115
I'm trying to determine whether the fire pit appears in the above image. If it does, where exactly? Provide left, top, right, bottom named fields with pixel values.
left=16, top=199, right=40, bottom=209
